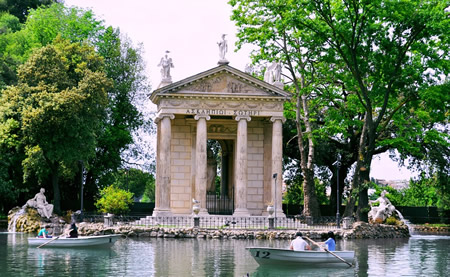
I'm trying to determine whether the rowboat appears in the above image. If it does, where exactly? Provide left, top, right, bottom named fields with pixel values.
left=28, top=234, right=121, bottom=248
left=247, top=247, right=355, bottom=266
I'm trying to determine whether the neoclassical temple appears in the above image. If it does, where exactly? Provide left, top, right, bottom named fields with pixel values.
left=150, top=62, right=291, bottom=217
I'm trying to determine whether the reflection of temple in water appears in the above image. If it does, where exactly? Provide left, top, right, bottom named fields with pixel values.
left=150, top=64, right=291, bottom=217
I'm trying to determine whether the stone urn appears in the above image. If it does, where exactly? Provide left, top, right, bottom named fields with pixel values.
left=267, top=205, right=274, bottom=217
left=193, top=205, right=200, bottom=216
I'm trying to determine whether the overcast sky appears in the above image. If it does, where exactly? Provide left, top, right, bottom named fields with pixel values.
left=64, top=0, right=416, bottom=181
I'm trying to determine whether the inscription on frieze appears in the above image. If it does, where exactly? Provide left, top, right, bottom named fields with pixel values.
left=186, top=109, right=261, bottom=116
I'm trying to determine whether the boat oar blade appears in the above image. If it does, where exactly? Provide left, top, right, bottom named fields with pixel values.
left=304, top=236, right=353, bottom=267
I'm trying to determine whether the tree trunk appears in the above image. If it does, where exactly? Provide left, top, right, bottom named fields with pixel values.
left=302, top=168, right=320, bottom=217
left=50, top=162, right=60, bottom=215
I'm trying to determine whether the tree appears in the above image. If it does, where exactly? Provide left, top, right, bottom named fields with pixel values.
left=0, top=0, right=58, bottom=23
left=230, top=0, right=325, bottom=217
left=231, top=0, right=449, bottom=221
left=0, top=3, right=151, bottom=213
left=0, top=38, right=110, bottom=213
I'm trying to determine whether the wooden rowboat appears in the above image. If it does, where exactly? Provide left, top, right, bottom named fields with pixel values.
left=28, top=234, right=121, bottom=248
left=247, top=247, right=355, bottom=266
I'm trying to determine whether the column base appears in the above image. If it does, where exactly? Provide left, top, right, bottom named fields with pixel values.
left=274, top=208, right=286, bottom=218
left=232, top=208, right=251, bottom=217
left=152, top=209, right=173, bottom=217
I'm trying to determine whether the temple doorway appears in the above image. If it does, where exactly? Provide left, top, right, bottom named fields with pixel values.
left=206, top=139, right=234, bottom=215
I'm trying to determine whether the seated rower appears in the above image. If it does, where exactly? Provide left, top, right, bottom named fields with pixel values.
left=323, top=231, right=336, bottom=251
left=68, top=222, right=78, bottom=238
left=289, top=232, right=311, bottom=251
left=37, top=225, right=52, bottom=238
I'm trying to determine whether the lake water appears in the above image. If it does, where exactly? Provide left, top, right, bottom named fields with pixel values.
left=0, top=233, right=448, bottom=276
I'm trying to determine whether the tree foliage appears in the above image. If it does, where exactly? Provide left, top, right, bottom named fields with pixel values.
left=0, top=0, right=58, bottom=23
left=0, top=38, right=110, bottom=213
left=0, top=3, right=151, bottom=214
left=230, top=0, right=449, bottom=221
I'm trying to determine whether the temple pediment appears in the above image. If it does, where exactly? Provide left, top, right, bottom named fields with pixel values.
left=150, top=65, right=291, bottom=104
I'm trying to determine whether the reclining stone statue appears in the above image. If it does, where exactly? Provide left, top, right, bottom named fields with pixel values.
left=23, top=188, right=54, bottom=219
left=368, top=190, right=396, bottom=222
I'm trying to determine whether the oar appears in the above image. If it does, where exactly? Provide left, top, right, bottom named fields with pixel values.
left=37, top=229, right=72, bottom=249
left=304, top=236, right=353, bottom=267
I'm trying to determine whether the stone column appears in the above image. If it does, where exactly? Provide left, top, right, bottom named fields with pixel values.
left=271, top=116, right=286, bottom=218
left=194, top=114, right=210, bottom=215
left=233, top=115, right=251, bottom=217
left=152, top=113, right=174, bottom=217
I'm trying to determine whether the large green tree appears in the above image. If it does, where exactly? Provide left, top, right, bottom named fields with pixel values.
left=0, top=0, right=58, bottom=23
left=0, top=3, right=150, bottom=212
left=0, top=38, right=110, bottom=213
left=231, top=0, right=449, bottom=221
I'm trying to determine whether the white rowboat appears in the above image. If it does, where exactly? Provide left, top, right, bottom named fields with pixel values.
left=28, top=234, right=121, bottom=248
left=247, top=247, right=355, bottom=266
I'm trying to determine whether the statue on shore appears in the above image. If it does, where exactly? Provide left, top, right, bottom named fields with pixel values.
left=217, top=34, right=228, bottom=64
left=158, top=51, right=174, bottom=82
left=23, top=188, right=54, bottom=219
left=369, top=190, right=396, bottom=222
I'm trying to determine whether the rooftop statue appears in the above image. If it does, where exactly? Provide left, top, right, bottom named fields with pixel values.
left=217, top=34, right=229, bottom=64
left=264, top=61, right=282, bottom=85
left=23, top=188, right=54, bottom=219
left=158, top=51, right=174, bottom=82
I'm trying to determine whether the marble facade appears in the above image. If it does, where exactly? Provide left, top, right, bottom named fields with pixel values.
left=150, top=65, right=291, bottom=217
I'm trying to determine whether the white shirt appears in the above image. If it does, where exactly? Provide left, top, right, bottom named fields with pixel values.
left=290, top=237, right=309, bottom=251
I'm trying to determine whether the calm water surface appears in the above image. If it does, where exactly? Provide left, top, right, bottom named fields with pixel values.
left=0, top=232, right=448, bottom=276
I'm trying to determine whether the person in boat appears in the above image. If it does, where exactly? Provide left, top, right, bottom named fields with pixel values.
left=37, top=225, right=52, bottom=238
left=289, top=232, right=311, bottom=251
left=324, top=231, right=336, bottom=251
left=68, top=222, right=78, bottom=238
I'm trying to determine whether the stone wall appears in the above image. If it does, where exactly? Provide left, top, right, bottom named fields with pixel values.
left=246, top=119, right=265, bottom=215
left=74, top=221, right=410, bottom=240
left=170, top=117, right=192, bottom=214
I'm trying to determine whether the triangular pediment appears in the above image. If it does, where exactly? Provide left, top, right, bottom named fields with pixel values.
left=150, top=65, right=291, bottom=103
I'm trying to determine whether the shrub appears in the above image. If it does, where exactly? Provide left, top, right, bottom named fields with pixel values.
left=95, top=185, right=134, bottom=215
left=385, top=216, right=400, bottom=226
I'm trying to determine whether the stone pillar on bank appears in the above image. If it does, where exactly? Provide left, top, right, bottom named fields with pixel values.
left=153, top=113, right=175, bottom=217
left=271, top=116, right=286, bottom=218
left=194, top=114, right=210, bottom=215
left=233, top=115, right=251, bottom=217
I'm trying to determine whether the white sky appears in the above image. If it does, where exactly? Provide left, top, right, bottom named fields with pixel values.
left=64, top=0, right=417, bottom=181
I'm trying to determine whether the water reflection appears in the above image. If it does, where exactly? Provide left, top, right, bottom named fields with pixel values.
left=0, top=233, right=448, bottom=276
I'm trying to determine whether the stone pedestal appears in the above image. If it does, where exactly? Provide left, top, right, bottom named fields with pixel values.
left=104, top=214, right=114, bottom=227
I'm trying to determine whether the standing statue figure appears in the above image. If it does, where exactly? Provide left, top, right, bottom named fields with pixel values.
left=264, top=61, right=282, bottom=84
left=23, top=188, right=54, bottom=219
left=273, top=62, right=282, bottom=82
left=369, top=190, right=396, bottom=222
left=217, top=34, right=228, bottom=63
left=158, top=51, right=174, bottom=81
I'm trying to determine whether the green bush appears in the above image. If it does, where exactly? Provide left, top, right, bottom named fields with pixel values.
left=95, top=185, right=134, bottom=215
left=385, top=216, right=400, bottom=226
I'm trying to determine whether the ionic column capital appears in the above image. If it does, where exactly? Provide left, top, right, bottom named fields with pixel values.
left=235, top=115, right=251, bottom=122
left=194, top=114, right=211, bottom=121
left=155, top=113, right=175, bottom=123
left=270, top=116, right=286, bottom=123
